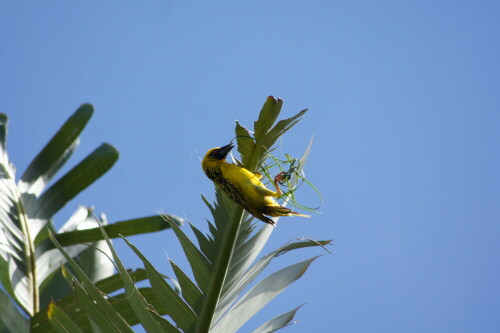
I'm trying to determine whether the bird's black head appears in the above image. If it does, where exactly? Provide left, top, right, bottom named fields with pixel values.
left=207, top=142, right=234, bottom=160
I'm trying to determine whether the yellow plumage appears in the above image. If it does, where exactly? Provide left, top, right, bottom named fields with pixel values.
left=202, top=143, right=310, bottom=226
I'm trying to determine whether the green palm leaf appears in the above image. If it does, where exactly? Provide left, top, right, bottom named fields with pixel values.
left=47, top=300, right=84, bottom=333
left=32, top=143, right=118, bottom=219
left=46, top=217, right=187, bottom=333
left=0, top=106, right=181, bottom=331
left=211, top=257, right=319, bottom=333
left=31, top=269, right=149, bottom=333
left=253, top=304, right=304, bottom=333
left=19, top=104, right=93, bottom=196
left=0, top=288, right=30, bottom=332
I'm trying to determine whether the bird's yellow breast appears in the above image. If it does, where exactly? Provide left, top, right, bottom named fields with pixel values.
left=219, top=163, right=266, bottom=203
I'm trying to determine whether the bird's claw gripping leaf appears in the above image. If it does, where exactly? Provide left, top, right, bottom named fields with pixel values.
left=273, top=172, right=287, bottom=196
left=273, top=158, right=299, bottom=196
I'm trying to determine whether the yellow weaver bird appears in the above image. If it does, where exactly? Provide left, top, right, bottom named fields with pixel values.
left=202, top=142, right=310, bottom=226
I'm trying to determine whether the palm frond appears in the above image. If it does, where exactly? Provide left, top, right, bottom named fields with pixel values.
left=252, top=304, right=304, bottom=333
left=151, top=96, right=330, bottom=332
left=0, top=288, right=30, bottom=332
left=43, top=216, right=193, bottom=333
left=0, top=106, right=182, bottom=328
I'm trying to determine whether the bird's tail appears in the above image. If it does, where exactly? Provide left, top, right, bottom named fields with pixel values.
left=264, top=205, right=311, bottom=218
left=288, top=211, right=311, bottom=218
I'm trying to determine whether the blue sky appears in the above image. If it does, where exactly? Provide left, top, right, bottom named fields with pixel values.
left=1, top=1, right=499, bottom=332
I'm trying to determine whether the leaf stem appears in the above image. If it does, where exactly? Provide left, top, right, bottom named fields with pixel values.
left=196, top=205, right=244, bottom=333
left=15, top=192, right=38, bottom=315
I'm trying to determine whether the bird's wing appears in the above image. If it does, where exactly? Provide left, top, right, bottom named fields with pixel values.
left=253, top=172, right=263, bottom=179
left=243, top=203, right=276, bottom=225
left=220, top=178, right=276, bottom=225
left=254, top=184, right=280, bottom=197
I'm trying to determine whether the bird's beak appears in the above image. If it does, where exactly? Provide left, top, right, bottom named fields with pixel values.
left=217, top=142, right=234, bottom=159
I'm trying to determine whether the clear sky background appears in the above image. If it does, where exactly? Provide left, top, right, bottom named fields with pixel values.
left=1, top=1, right=499, bottom=332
